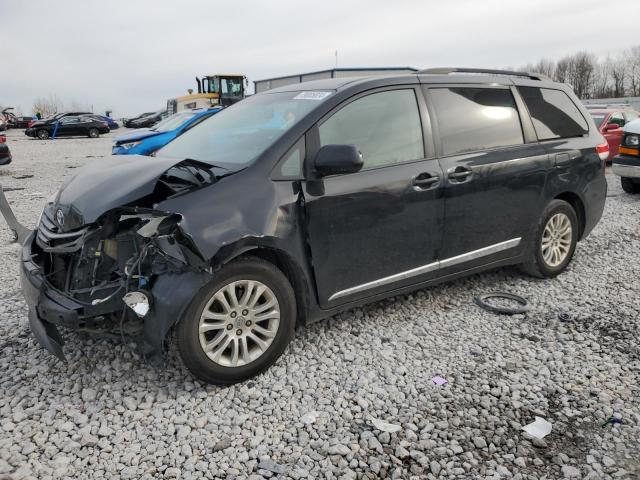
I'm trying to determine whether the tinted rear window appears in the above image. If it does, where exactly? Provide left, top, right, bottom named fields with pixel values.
left=518, top=87, right=588, bottom=140
left=430, top=87, right=524, bottom=156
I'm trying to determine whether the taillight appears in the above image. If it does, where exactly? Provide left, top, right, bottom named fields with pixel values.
left=102, top=122, right=109, bottom=128
left=596, top=142, right=609, bottom=161
left=0, top=135, right=5, bottom=143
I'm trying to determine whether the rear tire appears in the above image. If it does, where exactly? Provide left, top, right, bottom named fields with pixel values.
left=88, top=128, right=99, bottom=138
left=37, top=129, right=49, bottom=140
left=520, top=199, right=578, bottom=278
left=621, top=177, right=640, bottom=194
left=176, top=257, right=296, bottom=385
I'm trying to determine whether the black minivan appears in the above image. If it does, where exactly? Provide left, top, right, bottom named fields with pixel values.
left=20, top=68, right=607, bottom=384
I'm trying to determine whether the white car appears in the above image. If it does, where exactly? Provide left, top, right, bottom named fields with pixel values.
left=612, top=119, right=640, bottom=194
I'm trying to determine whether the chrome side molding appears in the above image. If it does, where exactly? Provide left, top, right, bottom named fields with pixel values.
left=328, top=237, right=521, bottom=302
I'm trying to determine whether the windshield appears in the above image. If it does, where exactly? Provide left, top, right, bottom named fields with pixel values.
left=152, top=112, right=197, bottom=132
left=590, top=114, right=606, bottom=129
left=158, top=91, right=331, bottom=166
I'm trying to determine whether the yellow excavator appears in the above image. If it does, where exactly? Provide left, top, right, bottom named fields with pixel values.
left=167, top=74, right=247, bottom=114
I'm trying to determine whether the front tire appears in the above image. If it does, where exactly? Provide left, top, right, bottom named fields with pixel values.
left=88, top=128, right=99, bottom=138
left=37, top=129, right=49, bottom=140
left=176, top=257, right=296, bottom=385
left=621, top=177, right=640, bottom=194
left=520, top=199, right=578, bottom=278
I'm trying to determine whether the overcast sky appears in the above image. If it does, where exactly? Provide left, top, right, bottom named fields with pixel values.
left=1, top=0, right=637, bottom=117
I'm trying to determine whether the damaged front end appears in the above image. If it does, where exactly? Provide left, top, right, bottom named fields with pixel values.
left=20, top=157, right=226, bottom=362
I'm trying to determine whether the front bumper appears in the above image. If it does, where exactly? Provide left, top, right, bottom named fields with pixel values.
left=20, top=230, right=211, bottom=362
left=112, top=145, right=135, bottom=155
left=20, top=231, right=122, bottom=360
left=21, top=231, right=67, bottom=360
left=612, top=154, right=640, bottom=178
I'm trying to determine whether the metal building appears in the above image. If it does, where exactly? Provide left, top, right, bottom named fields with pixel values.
left=253, top=67, right=419, bottom=94
left=582, top=97, right=640, bottom=111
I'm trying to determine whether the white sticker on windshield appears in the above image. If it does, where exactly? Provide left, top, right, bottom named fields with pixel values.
left=293, top=91, right=332, bottom=100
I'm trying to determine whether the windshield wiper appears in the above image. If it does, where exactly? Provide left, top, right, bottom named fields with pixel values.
left=182, top=158, right=231, bottom=172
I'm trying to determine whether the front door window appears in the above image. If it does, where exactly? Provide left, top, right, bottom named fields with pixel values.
left=319, top=89, right=424, bottom=169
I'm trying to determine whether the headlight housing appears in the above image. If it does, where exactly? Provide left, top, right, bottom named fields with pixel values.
left=120, top=141, right=142, bottom=150
left=625, top=135, right=639, bottom=146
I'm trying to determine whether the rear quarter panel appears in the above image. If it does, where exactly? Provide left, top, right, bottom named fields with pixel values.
left=543, top=136, right=606, bottom=239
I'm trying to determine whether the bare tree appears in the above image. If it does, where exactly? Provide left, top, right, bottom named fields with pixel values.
left=609, top=57, right=627, bottom=97
left=554, top=57, right=572, bottom=84
left=591, top=60, right=612, bottom=99
left=567, top=52, right=595, bottom=99
left=532, top=58, right=555, bottom=78
left=523, top=45, right=640, bottom=99
left=626, top=46, right=640, bottom=97
left=32, top=94, right=64, bottom=118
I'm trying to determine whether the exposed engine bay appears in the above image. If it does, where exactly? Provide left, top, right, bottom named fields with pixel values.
left=17, top=159, right=229, bottom=361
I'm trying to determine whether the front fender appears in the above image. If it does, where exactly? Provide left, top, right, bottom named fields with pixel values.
left=144, top=271, right=212, bottom=359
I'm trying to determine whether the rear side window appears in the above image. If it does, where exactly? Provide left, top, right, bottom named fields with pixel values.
left=625, top=111, right=638, bottom=122
left=518, top=87, right=588, bottom=140
left=319, top=89, right=424, bottom=169
left=429, top=87, right=524, bottom=156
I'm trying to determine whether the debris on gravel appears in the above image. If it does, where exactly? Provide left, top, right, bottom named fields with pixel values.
left=0, top=129, right=638, bottom=479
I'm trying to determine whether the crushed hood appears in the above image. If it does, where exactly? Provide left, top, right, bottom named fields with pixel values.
left=53, top=155, right=225, bottom=231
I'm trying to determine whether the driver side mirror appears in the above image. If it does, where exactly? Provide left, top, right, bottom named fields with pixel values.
left=605, top=123, right=621, bottom=131
left=313, top=144, right=363, bottom=177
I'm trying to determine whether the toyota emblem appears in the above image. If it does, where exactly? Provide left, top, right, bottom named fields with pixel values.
left=56, top=209, right=65, bottom=226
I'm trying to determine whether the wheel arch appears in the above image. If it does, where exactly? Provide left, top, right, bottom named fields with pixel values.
left=212, top=243, right=312, bottom=326
left=554, top=191, right=586, bottom=240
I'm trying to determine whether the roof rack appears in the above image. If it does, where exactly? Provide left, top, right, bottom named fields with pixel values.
left=418, top=67, right=549, bottom=81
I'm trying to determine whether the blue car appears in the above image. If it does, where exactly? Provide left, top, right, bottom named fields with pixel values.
left=112, top=109, right=220, bottom=155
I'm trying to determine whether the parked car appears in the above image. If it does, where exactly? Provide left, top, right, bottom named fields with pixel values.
left=20, top=68, right=607, bottom=384
left=1, top=108, right=13, bottom=131
left=0, top=134, right=10, bottom=165
left=11, top=116, right=37, bottom=129
left=25, top=114, right=109, bottom=139
left=123, top=112, right=156, bottom=128
left=588, top=108, right=639, bottom=159
left=50, top=112, right=92, bottom=121
left=112, top=108, right=221, bottom=155
left=88, top=114, right=119, bottom=130
left=128, top=111, right=165, bottom=129
left=611, top=119, right=640, bottom=194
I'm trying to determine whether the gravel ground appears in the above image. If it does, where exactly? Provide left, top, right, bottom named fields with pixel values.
left=0, top=128, right=638, bottom=480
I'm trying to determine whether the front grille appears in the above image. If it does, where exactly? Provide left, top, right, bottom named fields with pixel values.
left=36, top=208, right=88, bottom=252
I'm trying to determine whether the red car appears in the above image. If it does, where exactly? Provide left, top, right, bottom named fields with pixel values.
left=588, top=108, right=639, bottom=159
left=0, top=134, right=11, bottom=165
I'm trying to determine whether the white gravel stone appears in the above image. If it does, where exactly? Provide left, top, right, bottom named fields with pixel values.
left=562, top=465, right=581, bottom=478
left=0, top=131, right=638, bottom=478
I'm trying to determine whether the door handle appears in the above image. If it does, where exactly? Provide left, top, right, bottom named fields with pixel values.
left=412, top=173, right=440, bottom=190
left=447, top=167, right=472, bottom=182
left=555, top=152, right=570, bottom=167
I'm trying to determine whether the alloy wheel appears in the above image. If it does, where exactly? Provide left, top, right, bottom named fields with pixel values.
left=541, top=213, right=572, bottom=267
left=198, top=280, right=280, bottom=367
